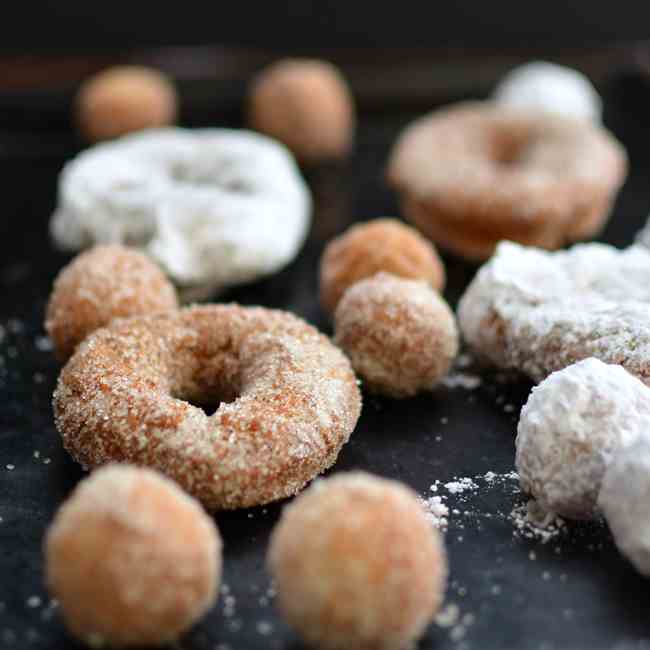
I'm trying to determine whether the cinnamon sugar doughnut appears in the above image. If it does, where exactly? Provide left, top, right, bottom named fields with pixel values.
left=268, top=471, right=447, bottom=650
left=319, top=218, right=445, bottom=315
left=45, top=464, right=221, bottom=646
left=248, top=58, right=355, bottom=162
left=53, top=304, right=362, bottom=509
left=76, top=66, right=178, bottom=142
left=46, top=245, right=179, bottom=361
left=387, top=101, right=627, bottom=261
left=334, top=273, right=458, bottom=397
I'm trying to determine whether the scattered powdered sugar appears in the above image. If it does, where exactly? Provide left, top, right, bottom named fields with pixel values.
left=510, top=500, right=567, bottom=544
left=444, top=478, right=479, bottom=494
left=441, top=372, right=482, bottom=390
left=420, top=496, right=449, bottom=530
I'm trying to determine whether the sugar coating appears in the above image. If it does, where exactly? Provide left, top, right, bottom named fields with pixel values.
left=387, top=102, right=626, bottom=260
left=599, top=437, right=650, bottom=575
left=248, top=58, right=355, bottom=162
left=493, top=61, right=602, bottom=122
left=45, top=464, right=221, bottom=646
left=319, top=218, right=445, bottom=315
left=45, top=245, right=179, bottom=361
left=53, top=304, right=362, bottom=510
left=458, top=241, right=650, bottom=384
left=50, top=128, right=311, bottom=298
left=268, top=472, right=447, bottom=650
left=516, top=359, right=650, bottom=519
left=76, top=66, right=178, bottom=143
left=334, top=273, right=458, bottom=398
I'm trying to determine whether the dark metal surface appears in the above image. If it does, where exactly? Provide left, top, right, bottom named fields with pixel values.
left=2, top=74, right=650, bottom=650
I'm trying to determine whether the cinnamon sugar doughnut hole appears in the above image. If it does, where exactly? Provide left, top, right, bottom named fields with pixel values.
left=45, top=464, right=221, bottom=647
left=319, top=218, right=446, bottom=315
left=76, top=66, right=178, bottom=142
left=334, top=273, right=458, bottom=397
left=268, top=472, right=447, bottom=650
left=45, top=244, right=178, bottom=361
left=248, top=58, right=355, bottom=162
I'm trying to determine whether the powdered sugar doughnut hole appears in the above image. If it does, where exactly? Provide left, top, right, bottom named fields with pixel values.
left=493, top=61, right=602, bottom=122
left=515, top=358, right=650, bottom=520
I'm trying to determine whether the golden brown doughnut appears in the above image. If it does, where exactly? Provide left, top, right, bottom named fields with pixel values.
left=45, top=464, right=221, bottom=646
left=387, top=101, right=627, bottom=261
left=45, top=245, right=179, bottom=361
left=334, top=273, right=458, bottom=397
left=76, top=66, right=178, bottom=142
left=268, top=471, right=448, bottom=650
left=53, top=304, right=362, bottom=509
left=248, top=58, right=355, bottom=162
left=319, top=218, right=446, bottom=315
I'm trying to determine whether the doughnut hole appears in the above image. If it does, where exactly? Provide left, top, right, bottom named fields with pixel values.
left=320, top=218, right=446, bottom=315
left=334, top=273, right=458, bottom=398
left=46, top=245, right=179, bottom=361
left=45, top=464, right=221, bottom=647
left=248, top=58, right=355, bottom=162
left=268, top=472, right=447, bottom=650
left=76, top=66, right=178, bottom=142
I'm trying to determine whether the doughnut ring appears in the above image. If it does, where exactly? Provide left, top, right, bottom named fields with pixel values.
left=50, top=128, right=312, bottom=299
left=387, top=102, right=627, bottom=261
left=53, top=304, right=362, bottom=510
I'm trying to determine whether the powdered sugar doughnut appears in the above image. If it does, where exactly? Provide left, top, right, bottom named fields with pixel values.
left=50, top=128, right=311, bottom=298
left=53, top=304, right=361, bottom=510
left=387, top=102, right=626, bottom=261
left=458, top=241, right=650, bottom=384
left=599, top=437, right=650, bottom=575
left=516, top=359, right=650, bottom=519
left=493, top=61, right=602, bottom=122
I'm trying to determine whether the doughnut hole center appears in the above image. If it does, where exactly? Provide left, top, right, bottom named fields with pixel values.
left=172, top=362, right=242, bottom=416
left=489, top=129, right=530, bottom=167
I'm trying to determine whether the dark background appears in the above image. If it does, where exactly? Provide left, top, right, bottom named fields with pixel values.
left=1, top=2, right=650, bottom=52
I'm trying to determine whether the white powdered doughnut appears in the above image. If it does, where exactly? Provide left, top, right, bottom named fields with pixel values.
left=516, top=358, right=650, bottom=520
left=458, top=241, right=650, bottom=384
left=493, top=61, right=602, bottom=122
left=50, top=128, right=311, bottom=297
left=599, top=437, right=650, bottom=576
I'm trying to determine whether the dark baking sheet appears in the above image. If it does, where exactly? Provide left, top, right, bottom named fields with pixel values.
left=2, top=68, right=650, bottom=650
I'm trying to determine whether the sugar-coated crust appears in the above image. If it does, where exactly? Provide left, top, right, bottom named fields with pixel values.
left=53, top=304, right=362, bottom=510
left=334, top=273, right=458, bottom=397
left=458, top=241, right=650, bottom=384
left=268, top=471, right=447, bottom=650
left=599, top=437, right=650, bottom=575
left=45, top=464, right=221, bottom=646
left=45, top=245, right=179, bottom=361
left=516, top=359, right=650, bottom=519
left=248, top=58, right=355, bottom=162
left=76, top=66, right=178, bottom=142
left=387, top=101, right=627, bottom=260
left=319, top=218, right=445, bottom=315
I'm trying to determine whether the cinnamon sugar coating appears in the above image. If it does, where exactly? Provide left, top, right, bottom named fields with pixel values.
left=76, top=66, right=178, bottom=142
left=248, top=58, right=355, bottom=162
left=53, top=305, right=362, bottom=509
left=268, top=471, right=447, bottom=650
left=387, top=101, right=627, bottom=260
left=319, top=218, right=446, bottom=315
left=45, top=464, right=221, bottom=646
left=46, top=245, right=179, bottom=361
left=334, top=273, right=458, bottom=397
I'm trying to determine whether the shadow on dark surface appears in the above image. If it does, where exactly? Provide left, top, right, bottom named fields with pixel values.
left=2, top=70, right=650, bottom=650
